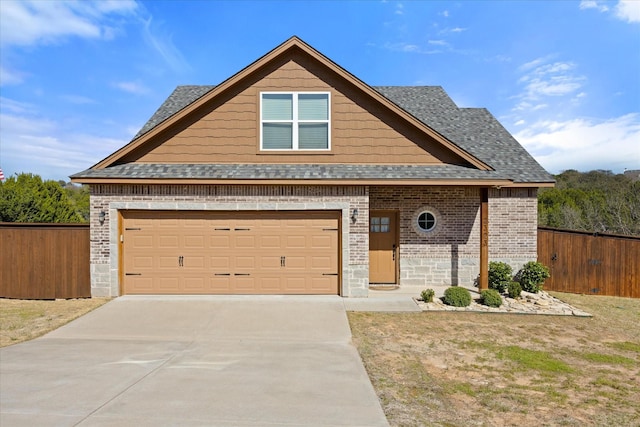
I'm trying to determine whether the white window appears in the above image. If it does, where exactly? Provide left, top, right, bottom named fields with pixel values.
left=260, top=92, right=330, bottom=150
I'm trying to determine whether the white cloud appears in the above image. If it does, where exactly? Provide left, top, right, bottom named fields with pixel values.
left=515, top=114, right=640, bottom=173
left=0, top=110, right=125, bottom=180
left=0, top=0, right=138, bottom=47
left=112, top=81, right=150, bottom=95
left=616, top=0, right=640, bottom=23
left=140, top=15, right=190, bottom=73
left=0, top=97, right=33, bottom=114
left=579, top=0, right=640, bottom=23
left=382, top=42, right=441, bottom=55
left=579, top=1, right=609, bottom=12
left=0, top=66, right=25, bottom=86
left=513, top=57, right=586, bottom=118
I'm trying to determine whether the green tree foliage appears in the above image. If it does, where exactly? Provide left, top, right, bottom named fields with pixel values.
left=538, top=170, right=640, bottom=236
left=0, top=173, right=88, bottom=223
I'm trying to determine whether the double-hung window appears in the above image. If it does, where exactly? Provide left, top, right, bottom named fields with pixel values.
left=261, top=92, right=330, bottom=150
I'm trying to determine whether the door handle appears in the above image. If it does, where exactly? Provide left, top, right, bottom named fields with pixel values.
left=178, top=256, right=184, bottom=267
left=392, top=244, right=397, bottom=261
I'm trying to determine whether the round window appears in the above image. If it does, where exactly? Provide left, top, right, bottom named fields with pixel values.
left=417, top=211, right=436, bottom=232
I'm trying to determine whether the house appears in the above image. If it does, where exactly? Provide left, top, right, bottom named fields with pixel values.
left=71, top=37, right=554, bottom=298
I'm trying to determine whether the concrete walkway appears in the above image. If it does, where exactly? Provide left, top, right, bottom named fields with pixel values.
left=0, top=296, right=391, bottom=426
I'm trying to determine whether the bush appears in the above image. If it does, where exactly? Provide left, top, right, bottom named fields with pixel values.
left=420, top=288, right=435, bottom=303
left=480, top=289, right=503, bottom=307
left=443, top=286, right=472, bottom=307
left=517, top=261, right=551, bottom=293
left=488, top=261, right=513, bottom=293
left=507, top=281, right=522, bottom=299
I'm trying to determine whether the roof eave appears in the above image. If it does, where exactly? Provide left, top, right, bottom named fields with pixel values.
left=71, top=176, right=515, bottom=186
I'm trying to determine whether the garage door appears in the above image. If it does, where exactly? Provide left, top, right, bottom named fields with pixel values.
left=121, top=211, right=340, bottom=295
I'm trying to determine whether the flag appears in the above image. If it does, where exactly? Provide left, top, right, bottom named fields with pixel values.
left=0, top=168, right=4, bottom=181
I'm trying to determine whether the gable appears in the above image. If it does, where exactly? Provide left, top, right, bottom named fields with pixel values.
left=72, top=36, right=553, bottom=185
left=115, top=53, right=472, bottom=167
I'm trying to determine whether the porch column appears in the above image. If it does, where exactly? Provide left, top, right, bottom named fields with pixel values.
left=479, top=188, right=489, bottom=290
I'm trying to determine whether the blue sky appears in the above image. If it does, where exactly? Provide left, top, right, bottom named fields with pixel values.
left=1, top=0, right=638, bottom=181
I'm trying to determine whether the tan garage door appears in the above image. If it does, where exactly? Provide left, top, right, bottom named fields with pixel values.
left=121, top=211, right=340, bottom=295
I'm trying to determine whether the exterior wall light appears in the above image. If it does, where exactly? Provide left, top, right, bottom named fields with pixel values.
left=351, top=208, right=358, bottom=223
left=98, top=210, right=106, bottom=225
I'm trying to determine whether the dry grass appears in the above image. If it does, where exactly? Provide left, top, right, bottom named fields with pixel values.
left=348, top=292, right=640, bottom=427
left=0, top=298, right=109, bottom=347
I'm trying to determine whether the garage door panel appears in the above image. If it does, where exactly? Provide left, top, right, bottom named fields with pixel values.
left=158, top=277, right=180, bottom=291
left=260, top=235, right=282, bottom=249
left=311, top=277, right=336, bottom=292
left=159, top=256, right=178, bottom=268
left=210, top=276, right=232, bottom=291
left=131, top=256, right=153, bottom=269
left=184, top=235, right=205, bottom=248
left=235, top=277, right=257, bottom=291
left=285, top=256, right=306, bottom=269
left=127, top=277, right=154, bottom=292
left=312, top=235, right=333, bottom=248
left=123, top=211, right=339, bottom=295
left=158, top=235, right=179, bottom=248
left=184, top=277, right=205, bottom=291
left=310, top=256, right=333, bottom=269
left=210, top=235, right=231, bottom=248
left=285, top=235, right=307, bottom=248
left=283, top=276, right=307, bottom=291
left=184, top=256, right=205, bottom=268
left=258, top=256, right=282, bottom=271
left=235, top=256, right=256, bottom=269
left=131, top=235, right=154, bottom=248
left=235, top=235, right=256, bottom=248
left=210, top=256, right=230, bottom=269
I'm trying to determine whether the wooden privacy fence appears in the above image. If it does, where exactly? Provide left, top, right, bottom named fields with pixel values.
left=0, top=223, right=90, bottom=299
left=538, top=227, right=639, bottom=298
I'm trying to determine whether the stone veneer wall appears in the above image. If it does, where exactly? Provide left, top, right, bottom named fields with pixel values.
left=369, top=186, right=538, bottom=289
left=89, top=184, right=369, bottom=298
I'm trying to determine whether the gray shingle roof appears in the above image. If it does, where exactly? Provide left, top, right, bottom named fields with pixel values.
left=77, top=84, right=553, bottom=184
left=71, top=163, right=507, bottom=181
left=133, top=85, right=215, bottom=139
left=374, top=86, right=553, bottom=183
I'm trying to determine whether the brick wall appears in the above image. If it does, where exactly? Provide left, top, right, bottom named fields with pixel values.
left=89, top=183, right=537, bottom=296
left=370, top=186, right=538, bottom=288
left=89, top=184, right=368, bottom=297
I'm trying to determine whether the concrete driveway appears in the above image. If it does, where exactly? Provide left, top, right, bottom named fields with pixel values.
left=0, top=296, right=389, bottom=426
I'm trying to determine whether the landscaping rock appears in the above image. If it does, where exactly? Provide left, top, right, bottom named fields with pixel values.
left=415, top=290, right=592, bottom=317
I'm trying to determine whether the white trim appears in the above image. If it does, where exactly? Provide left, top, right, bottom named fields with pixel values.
left=260, top=91, right=331, bottom=151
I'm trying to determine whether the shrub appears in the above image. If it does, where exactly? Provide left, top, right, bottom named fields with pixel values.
left=480, top=289, right=503, bottom=307
left=420, top=288, right=435, bottom=303
left=443, top=286, right=472, bottom=307
left=488, top=261, right=513, bottom=293
left=517, top=261, right=551, bottom=293
left=507, top=281, right=522, bottom=299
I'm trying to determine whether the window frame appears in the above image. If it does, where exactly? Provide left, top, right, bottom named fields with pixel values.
left=416, top=211, right=437, bottom=232
left=260, top=91, right=331, bottom=151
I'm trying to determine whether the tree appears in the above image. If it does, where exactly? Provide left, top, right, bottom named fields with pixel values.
left=538, top=170, right=640, bottom=236
left=0, top=173, right=88, bottom=223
